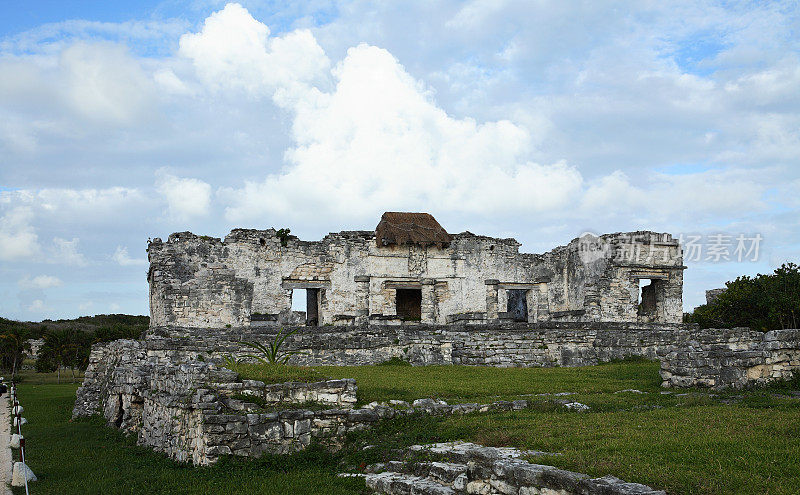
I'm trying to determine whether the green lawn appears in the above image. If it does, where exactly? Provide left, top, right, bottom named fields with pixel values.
left=316, top=357, right=664, bottom=404
left=11, top=384, right=364, bottom=495
left=11, top=361, right=800, bottom=494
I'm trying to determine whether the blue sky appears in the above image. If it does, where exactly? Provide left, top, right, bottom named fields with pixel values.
left=1, top=0, right=799, bottom=320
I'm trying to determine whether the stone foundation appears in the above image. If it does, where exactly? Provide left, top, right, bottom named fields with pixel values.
left=660, top=328, right=800, bottom=389
left=73, top=323, right=800, bottom=467
left=74, top=339, right=360, bottom=464
left=75, top=338, right=553, bottom=465
left=146, top=322, right=690, bottom=368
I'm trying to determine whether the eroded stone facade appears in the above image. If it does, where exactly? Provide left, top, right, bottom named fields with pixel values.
left=148, top=219, right=685, bottom=329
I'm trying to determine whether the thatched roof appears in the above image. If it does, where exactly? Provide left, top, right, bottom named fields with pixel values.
left=375, top=212, right=452, bottom=248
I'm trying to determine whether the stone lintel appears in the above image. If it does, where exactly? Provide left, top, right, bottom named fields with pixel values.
left=280, top=280, right=332, bottom=289
left=614, top=263, right=688, bottom=270
left=384, top=280, right=423, bottom=289
left=497, top=281, right=547, bottom=290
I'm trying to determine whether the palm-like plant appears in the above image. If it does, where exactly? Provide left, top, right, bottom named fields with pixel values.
left=240, top=328, right=302, bottom=365
left=0, top=326, right=31, bottom=380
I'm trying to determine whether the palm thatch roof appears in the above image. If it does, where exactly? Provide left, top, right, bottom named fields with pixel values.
left=375, top=212, right=452, bottom=248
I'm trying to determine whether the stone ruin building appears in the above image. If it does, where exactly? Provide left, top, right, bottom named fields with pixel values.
left=147, top=212, right=685, bottom=329
left=72, top=212, right=800, bottom=477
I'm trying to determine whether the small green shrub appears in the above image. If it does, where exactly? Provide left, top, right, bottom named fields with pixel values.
left=276, top=228, right=291, bottom=247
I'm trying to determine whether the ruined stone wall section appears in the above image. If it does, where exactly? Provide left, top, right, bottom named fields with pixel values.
left=73, top=339, right=364, bottom=465
left=660, top=328, right=800, bottom=389
left=148, top=229, right=684, bottom=328
left=145, top=323, right=688, bottom=368
left=364, top=442, right=666, bottom=495
left=73, top=325, right=800, bottom=465
left=141, top=323, right=800, bottom=388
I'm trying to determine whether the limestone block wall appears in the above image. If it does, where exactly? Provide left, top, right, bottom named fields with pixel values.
left=143, top=323, right=800, bottom=390
left=660, top=328, right=800, bottom=389
left=215, top=379, right=357, bottom=408
left=75, top=338, right=583, bottom=466
left=143, top=323, right=689, bottom=369
left=73, top=324, right=800, bottom=467
left=73, top=339, right=362, bottom=464
left=148, top=228, right=685, bottom=329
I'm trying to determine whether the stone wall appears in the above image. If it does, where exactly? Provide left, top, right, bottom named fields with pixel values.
left=145, top=322, right=689, bottom=368
left=660, top=328, right=800, bottom=389
left=73, top=323, right=800, bottom=467
left=74, top=338, right=564, bottom=466
left=147, top=227, right=685, bottom=328
left=74, top=339, right=362, bottom=465
left=143, top=322, right=800, bottom=389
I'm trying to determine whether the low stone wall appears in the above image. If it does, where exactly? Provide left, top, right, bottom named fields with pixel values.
left=660, top=328, right=800, bottom=389
left=144, top=322, right=800, bottom=389
left=146, top=322, right=691, bottom=368
left=73, top=339, right=360, bottom=464
left=74, top=339, right=553, bottom=465
left=361, top=442, right=665, bottom=495
left=73, top=324, right=800, bottom=467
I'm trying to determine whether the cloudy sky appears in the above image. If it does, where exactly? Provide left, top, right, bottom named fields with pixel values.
left=1, top=0, right=799, bottom=320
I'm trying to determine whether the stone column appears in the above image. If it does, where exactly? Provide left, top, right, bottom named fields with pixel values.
left=354, top=276, right=370, bottom=325
left=485, top=279, right=499, bottom=321
left=535, top=283, right=550, bottom=321
left=421, top=279, right=436, bottom=323
left=526, top=289, right=536, bottom=323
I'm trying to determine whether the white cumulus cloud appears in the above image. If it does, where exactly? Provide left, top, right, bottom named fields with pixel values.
left=179, top=6, right=584, bottom=222
left=18, top=274, right=63, bottom=290
left=178, top=2, right=330, bottom=103
left=112, top=245, right=147, bottom=266
left=0, top=206, right=41, bottom=260
left=51, top=237, right=88, bottom=266
left=26, top=299, right=50, bottom=312
left=155, top=170, right=212, bottom=220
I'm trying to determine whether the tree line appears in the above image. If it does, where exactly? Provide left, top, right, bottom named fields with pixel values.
left=685, top=263, right=800, bottom=331
left=0, top=314, right=148, bottom=382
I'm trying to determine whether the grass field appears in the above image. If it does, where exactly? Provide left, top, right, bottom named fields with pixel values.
left=10, top=360, right=800, bottom=494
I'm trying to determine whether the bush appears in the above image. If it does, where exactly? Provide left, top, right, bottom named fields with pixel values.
left=685, top=263, right=800, bottom=331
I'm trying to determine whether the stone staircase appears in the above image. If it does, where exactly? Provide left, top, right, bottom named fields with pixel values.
left=354, top=442, right=666, bottom=495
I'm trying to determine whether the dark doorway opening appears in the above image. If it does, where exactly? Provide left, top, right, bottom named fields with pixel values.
left=306, top=288, right=320, bottom=326
left=638, top=279, right=658, bottom=317
left=507, top=289, right=529, bottom=322
left=396, top=289, right=422, bottom=321
left=114, top=394, right=124, bottom=428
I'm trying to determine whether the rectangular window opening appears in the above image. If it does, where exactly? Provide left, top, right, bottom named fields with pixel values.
left=291, top=288, right=320, bottom=326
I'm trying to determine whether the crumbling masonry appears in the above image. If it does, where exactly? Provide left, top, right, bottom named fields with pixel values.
left=148, top=212, right=685, bottom=328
